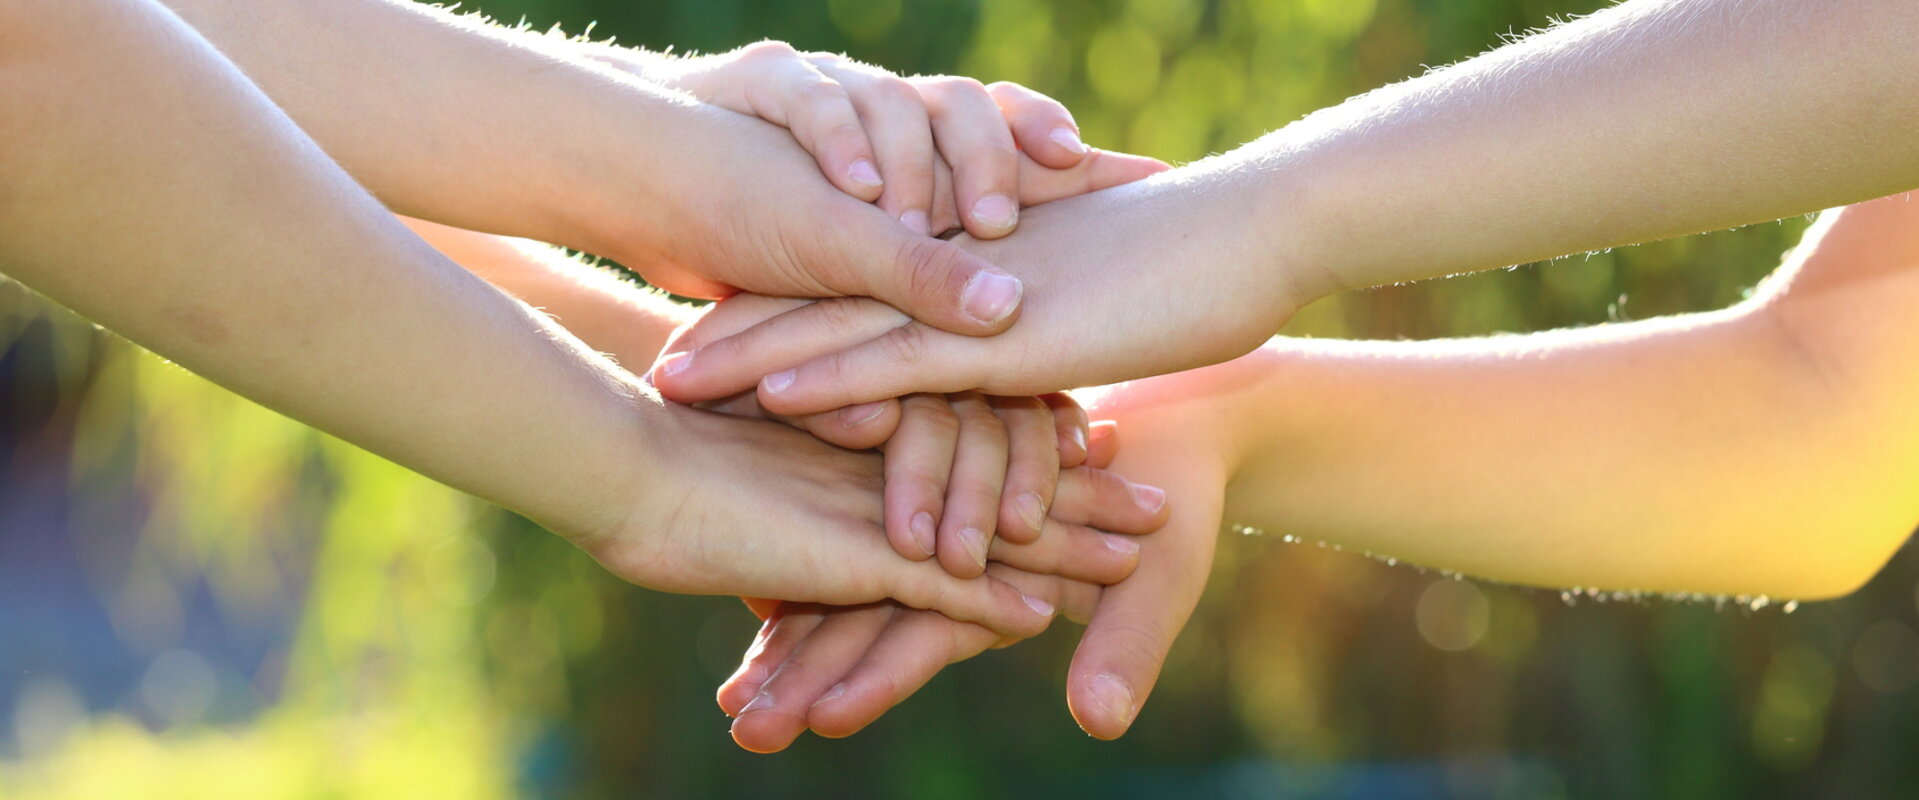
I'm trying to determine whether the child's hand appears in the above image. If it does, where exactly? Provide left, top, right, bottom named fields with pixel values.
left=590, top=41, right=1164, bottom=239
left=660, top=294, right=1165, bottom=580
left=713, top=383, right=1228, bottom=750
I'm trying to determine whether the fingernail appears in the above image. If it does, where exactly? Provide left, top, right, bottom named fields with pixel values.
left=959, top=526, right=989, bottom=570
left=1023, top=593, right=1055, bottom=618
left=970, top=194, right=1018, bottom=229
left=1015, top=492, right=1046, bottom=534
left=1070, top=425, right=1088, bottom=454
left=763, top=369, right=796, bottom=394
left=811, top=683, right=847, bottom=709
left=1102, top=534, right=1140, bottom=556
left=1129, top=483, right=1166, bottom=514
left=848, top=158, right=883, bottom=187
left=658, top=349, right=693, bottom=377
left=900, top=209, right=931, bottom=237
left=960, top=269, right=1023, bottom=325
left=840, top=401, right=886, bottom=427
left=1089, top=421, right=1116, bottom=447
left=1089, top=673, right=1137, bottom=727
left=911, top=511, right=937, bottom=557
left=740, top=690, right=775, bottom=715
left=1049, top=126, right=1088, bottom=155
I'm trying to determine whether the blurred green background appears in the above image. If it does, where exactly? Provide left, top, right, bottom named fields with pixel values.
left=2, top=0, right=1915, bottom=798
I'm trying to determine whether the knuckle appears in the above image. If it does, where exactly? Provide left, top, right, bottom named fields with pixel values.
left=871, top=75, right=923, bottom=106
left=893, top=236, right=963, bottom=300
left=876, top=323, right=930, bottom=367
left=800, top=76, right=852, bottom=103
left=811, top=297, right=864, bottom=331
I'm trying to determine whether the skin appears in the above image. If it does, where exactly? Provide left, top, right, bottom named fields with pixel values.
left=0, top=0, right=1101, bottom=638
left=714, top=191, right=1919, bottom=748
left=653, top=0, right=1919, bottom=413
left=157, top=0, right=1073, bottom=335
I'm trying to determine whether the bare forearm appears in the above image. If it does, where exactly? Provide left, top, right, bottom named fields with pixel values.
left=1235, top=0, right=1919, bottom=299
left=158, top=0, right=699, bottom=257
left=399, top=218, right=692, bottom=369
left=0, top=0, right=656, bottom=539
left=1215, top=205, right=1919, bottom=597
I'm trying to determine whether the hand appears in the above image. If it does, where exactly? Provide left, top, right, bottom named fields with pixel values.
left=660, top=295, right=1143, bottom=577
left=587, top=401, right=1154, bottom=639
left=645, top=174, right=1310, bottom=415
left=586, top=41, right=1150, bottom=240
left=713, top=405, right=1227, bottom=750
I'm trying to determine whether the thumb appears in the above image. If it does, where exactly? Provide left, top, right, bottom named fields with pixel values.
left=1065, top=481, right=1222, bottom=739
left=819, top=210, right=1025, bottom=336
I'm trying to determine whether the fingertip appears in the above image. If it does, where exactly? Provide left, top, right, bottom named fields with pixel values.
left=1068, top=672, right=1140, bottom=740
left=1085, top=420, right=1119, bottom=468
left=963, top=194, right=1019, bottom=240
left=958, top=266, right=1023, bottom=328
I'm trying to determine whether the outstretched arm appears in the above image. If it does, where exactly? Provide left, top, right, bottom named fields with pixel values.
left=716, top=191, right=1919, bottom=743
left=654, top=0, right=1919, bottom=412
left=0, top=0, right=1069, bottom=638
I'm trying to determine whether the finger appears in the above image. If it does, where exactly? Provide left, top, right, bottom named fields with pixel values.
left=717, top=605, right=824, bottom=717
left=726, top=42, right=883, bottom=202
left=808, top=570, right=1097, bottom=738
left=989, top=519, right=1140, bottom=585
left=1085, top=420, right=1119, bottom=469
left=992, top=396, right=1058, bottom=544
left=731, top=603, right=897, bottom=753
left=1067, top=480, right=1224, bottom=740
left=793, top=399, right=902, bottom=450
left=1015, top=148, right=1172, bottom=206
left=986, top=81, right=1087, bottom=169
left=884, top=561, right=1054, bottom=640
left=1051, top=466, right=1168, bottom=536
left=659, top=295, right=811, bottom=358
left=915, top=76, right=1022, bottom=240
left=935, top=392, right=1009, bottom=578
left=755, top=323, right=985, bottom=416
left=649, top=297, right=908, bottom=403
left=814, top=213, right=1025, bottom=335
left=806, top=608, right=994, bottom=739
left=812, top=58, right=939, bottom=236
left=882, top=394, right=960, bottom=561
left=1040, top=392, right=1090, bottom=468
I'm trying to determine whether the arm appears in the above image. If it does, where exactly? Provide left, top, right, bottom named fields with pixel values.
left=715, top=191, right=1919, bottom=743
left=156, top=0, right=1026, bottom=335
left=0, top=0, right=1064, bottom=638
left=1216, top=194, right=1919, bottom=600
left=652, top=0, right=1919, bottom=412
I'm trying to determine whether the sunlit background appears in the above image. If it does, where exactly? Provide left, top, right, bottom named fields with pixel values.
left=3, top=0, right=1916, bottom=797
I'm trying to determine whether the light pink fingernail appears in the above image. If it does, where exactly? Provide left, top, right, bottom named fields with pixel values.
left=740, top=690, right=776, bottom=714
left=1103, top=534, right=1140, bottom=556
left=900, top=209, right=931, bottom=237
left=763, top=369, right=796, bottom=394
left=658, top=350, right=693, bottom=377
left=911, top=512, right=937, bottom=557
left=1015, top=492, right=1046, bottom=534
left=959, top=526, right=989, bottom=569
left=1129, top=483, right=1166, bottom=514
left=1023, top=593, right=1055, bottom=618
left=1089, top=673, right=1137, bottom=726
left=811, top=683, right=847, bottom=709
left=960, top=269, right=1022, bottom=325
left=970, top=194, right=1018, bottom=229
left=1070, top=425, right=1088, bottom=454
left=848, top=158, right=883, bottom=187
left=840, top=402, right=886, bottom=427
left=1049, top=127, right=1088, bottom=155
